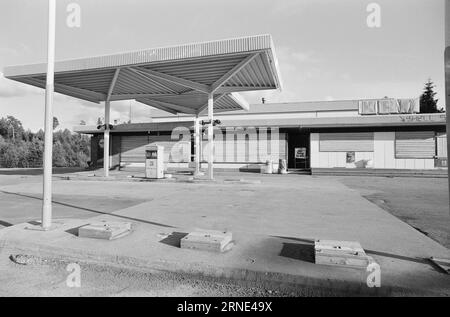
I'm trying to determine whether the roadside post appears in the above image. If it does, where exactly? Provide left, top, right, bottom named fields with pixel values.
left=445, top=0, right=450, bottom=215
left=42, top=0, right=56, bottom=230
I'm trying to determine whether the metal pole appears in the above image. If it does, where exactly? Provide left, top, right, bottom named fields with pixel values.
left=104, top=100, right=111, bottom=177
left=207, top=93, right=214, bottom=180
left=445, top=0, right=450, bottom=214
left=42, top=0, right=56, bottom=230
left=194, top=115, right=200, bottom=175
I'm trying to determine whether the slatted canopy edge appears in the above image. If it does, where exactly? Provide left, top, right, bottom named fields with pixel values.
left=4, top=34, right=279, bottom=77
left=3, top=34, right=283, bottom=180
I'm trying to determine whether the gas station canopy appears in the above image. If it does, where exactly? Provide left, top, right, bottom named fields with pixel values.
left=3, top=33, right=283, bottom=183
left=3, top=34, right=282, bottom=114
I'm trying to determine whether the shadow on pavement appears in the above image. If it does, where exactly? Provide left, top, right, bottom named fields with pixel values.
left=279, top=242, right=315, bottom=263
left=159, top=232, right=189, bottom=248
left=65, top=225, right=84, bottom=237
left=0, top=220, right=13, bottom=227
left=0, top=167, right=86, bottom=176
left=273, top=235, right=444, bottom=274
left=0, top=190, right=175, bottom=229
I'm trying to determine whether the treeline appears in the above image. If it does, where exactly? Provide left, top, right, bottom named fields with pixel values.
left=0, top=116, right=90, bottom=168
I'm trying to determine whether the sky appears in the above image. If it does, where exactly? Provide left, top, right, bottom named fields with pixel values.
left=0, top=0, right=446, bottom=132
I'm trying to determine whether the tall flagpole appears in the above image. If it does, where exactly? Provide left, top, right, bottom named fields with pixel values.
left=42, top=0, right=56, bottom=230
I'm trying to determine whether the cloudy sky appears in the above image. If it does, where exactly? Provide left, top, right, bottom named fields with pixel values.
left=0, top=0, right=446, bottom=131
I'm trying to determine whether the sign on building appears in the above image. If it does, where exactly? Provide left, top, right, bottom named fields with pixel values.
left=295, top=147, right=307, bottom=159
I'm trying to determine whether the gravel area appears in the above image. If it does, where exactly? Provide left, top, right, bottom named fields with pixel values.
left=335, top=176, right=450, bottom=249
left=0, top=253, right=336, bottom=297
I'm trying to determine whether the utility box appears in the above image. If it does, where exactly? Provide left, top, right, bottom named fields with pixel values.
left=145, top=145, right=164, bottom=179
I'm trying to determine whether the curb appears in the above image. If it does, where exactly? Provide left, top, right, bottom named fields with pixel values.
left=54, top=175, right=264, bottom=185
left=0, top=238, right=437, bottom=297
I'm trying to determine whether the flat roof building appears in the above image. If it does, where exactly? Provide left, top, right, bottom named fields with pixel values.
left=74, top=98, right=447, bottom=176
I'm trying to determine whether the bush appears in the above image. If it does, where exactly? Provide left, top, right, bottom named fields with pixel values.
left=0, top=117, right=90, bottom=168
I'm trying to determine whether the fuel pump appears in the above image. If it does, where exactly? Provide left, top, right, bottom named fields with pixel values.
left=145, top=145, right=164, bottom=179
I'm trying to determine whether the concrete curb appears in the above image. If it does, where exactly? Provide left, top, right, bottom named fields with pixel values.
left=54, top=174, right=265, bottom=185
left=0, top=238, right=436, bottom=297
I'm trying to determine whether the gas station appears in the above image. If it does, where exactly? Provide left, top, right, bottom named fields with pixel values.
left=0, top=1, right=450, bottom=295
left=3, top=26, right=282, bottom=229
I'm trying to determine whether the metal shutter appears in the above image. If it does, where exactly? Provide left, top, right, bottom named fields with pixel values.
left=437, top=133, right=447, bottom=158
left=217, top=130, right=286, bottom=163
left=319, top=133, right=374, bottom=152
left=120, top=135, right=149, bottom=163
left=121, top=135, right=190, bottom=164
left=395, top=131, right=436, bottom=159
left=270, top=132, right=287, bottom=162
left=148, top=135, right=190, bottom=163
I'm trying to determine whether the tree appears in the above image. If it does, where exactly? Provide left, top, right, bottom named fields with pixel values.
left=0, top=116, right=24, bottom=141
left=53, top=117, right=59, bottom=130
left=420, top=79, right=442, bottom=113
left=0, top=116, right=90, bottom=168
left=35, top=129, right=45, bottom=141
left=27, top=137, right=44, bottom=167
left=0, top=143, right=20, bottom=167
left=52, top=140, right=67, bottom=167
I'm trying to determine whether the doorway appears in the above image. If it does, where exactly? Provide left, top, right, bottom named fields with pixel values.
left=287, top=132, right=310, bottom=170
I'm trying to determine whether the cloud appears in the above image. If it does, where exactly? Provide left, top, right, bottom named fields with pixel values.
left=268, top=0, right=308, bottom=17
left=290, top=51, right=320, bottom=64
left=67, top=99, right=155, bottom=126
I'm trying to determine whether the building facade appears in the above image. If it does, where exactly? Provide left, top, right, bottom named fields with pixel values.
left=74, top=98, right=447, bottom=175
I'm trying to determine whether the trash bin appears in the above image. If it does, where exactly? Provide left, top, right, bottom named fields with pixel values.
left=278, top=159, right=287, bottom=174
left=262, top=159, right=273, bottom=174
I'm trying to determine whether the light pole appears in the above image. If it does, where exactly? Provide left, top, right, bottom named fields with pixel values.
left=446, top=0, right=450, bottom=214
left=42, top=0, right=56, bottom=230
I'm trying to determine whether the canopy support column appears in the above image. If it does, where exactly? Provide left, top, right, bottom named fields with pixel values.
left=103, top=68, right=120, bottom=178
left=445, top=0, right=450, bottom=214
left=207, top=93, right=214, bottom=180
left=194, top=115, right=201, bottom=176
left=104, top=100, right=111, bottom=177
left=41, top=0, right=56, bottom=230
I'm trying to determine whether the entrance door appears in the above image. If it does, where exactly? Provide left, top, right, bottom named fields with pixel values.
left=287, top=133, right=310, bottom=169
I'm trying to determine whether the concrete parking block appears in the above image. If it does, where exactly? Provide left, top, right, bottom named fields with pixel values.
left=181, top=229, right=232, bottom=252
left=314, top=240, right=371, bottom=269
left=78, top=221, right=132, bottom=240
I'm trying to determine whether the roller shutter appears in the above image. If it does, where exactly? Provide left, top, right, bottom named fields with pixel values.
left=395, top=131, right=435, bottom=159
left=319, top=133, right=374, bottom=152
left=270, top=133, right=287, bottom=162
left=209, top=129, right=286, bottom=163
left=120, top=135, right=149, bottom=163
left=149, top=136, right=190, bottom=163
left=437, top=133, right=447, bottom=158
left=120, top=135, right=190, bottom=164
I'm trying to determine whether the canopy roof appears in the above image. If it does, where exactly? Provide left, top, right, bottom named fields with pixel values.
left=73, top=113, right=446, bottom=134
left=3, top=34, right=282, bottom=115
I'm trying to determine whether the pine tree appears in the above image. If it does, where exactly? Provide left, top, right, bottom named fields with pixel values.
left=420, top=79, right=441, bottom=113
left=53, top=117, right=59, bottom=130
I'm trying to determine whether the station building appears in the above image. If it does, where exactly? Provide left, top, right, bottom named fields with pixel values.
left=74, top=98, right=447, bottom=176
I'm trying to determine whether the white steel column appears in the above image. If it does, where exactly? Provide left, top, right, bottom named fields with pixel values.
left=194, top=115, right=200, bottom=175
left=207, top=93, right=214, bottom=180
left=104, top=100, right=111, bottom=177
left=103, top=68, right=120, bottom=178
left=445, top=0, right=450, bottom=214
left=41, top=0, right=56, bottom=230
